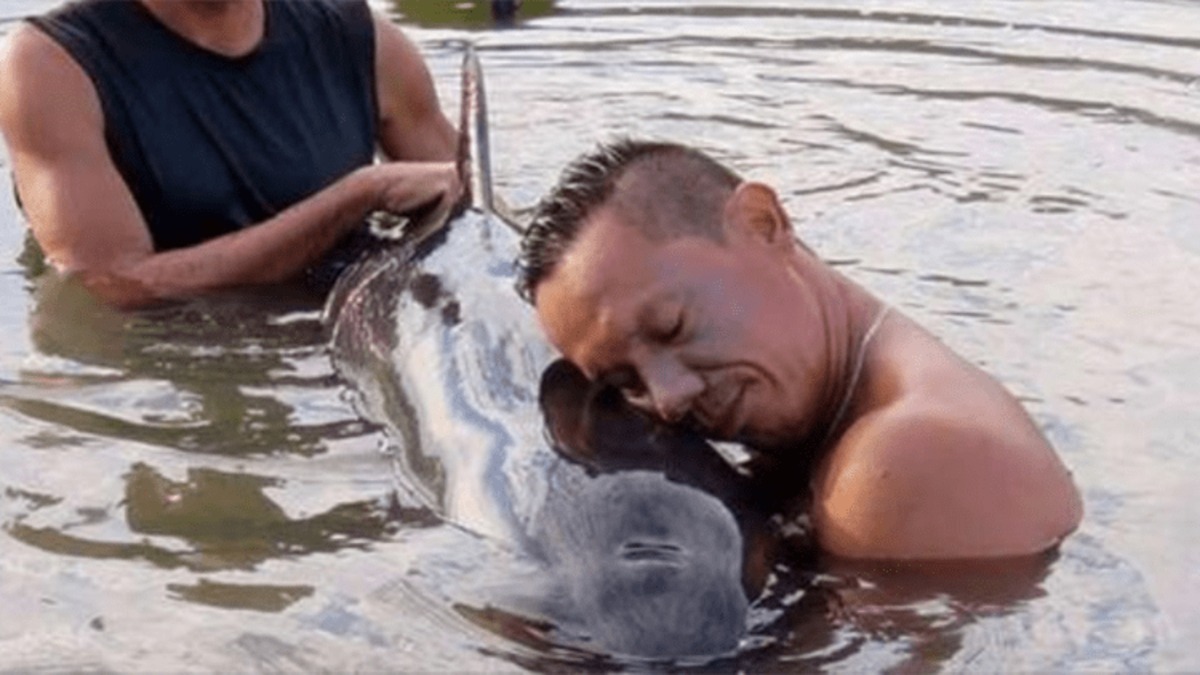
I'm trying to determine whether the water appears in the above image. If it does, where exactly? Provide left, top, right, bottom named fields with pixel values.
left=1, top=0, right=1198, bottom=670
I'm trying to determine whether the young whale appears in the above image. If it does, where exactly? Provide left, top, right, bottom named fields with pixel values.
left=323, top=47, right=792, bottom=661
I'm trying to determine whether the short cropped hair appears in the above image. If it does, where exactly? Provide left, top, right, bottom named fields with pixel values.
left=516, top=139, right=742, bottom=303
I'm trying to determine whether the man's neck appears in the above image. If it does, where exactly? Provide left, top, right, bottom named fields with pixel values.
left=800, top=265, right=884, bottom=453
left=139, top=0, right=265, bottom=58
left=824, top=273, right=890, bottom=438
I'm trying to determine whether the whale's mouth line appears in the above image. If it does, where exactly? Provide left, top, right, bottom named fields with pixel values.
left=619, top=541, right=687, bottom=565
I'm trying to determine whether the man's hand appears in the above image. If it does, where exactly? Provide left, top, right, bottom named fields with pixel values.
left=368, top=160, right=463, bottom=218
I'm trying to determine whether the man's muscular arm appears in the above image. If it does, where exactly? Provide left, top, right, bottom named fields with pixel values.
left=372, top=12, right=458, bottom=162
left=0, top=25, right=458, bottom=309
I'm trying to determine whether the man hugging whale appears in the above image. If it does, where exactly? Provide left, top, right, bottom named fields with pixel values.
left=519, top=139, right=1082, bottom=561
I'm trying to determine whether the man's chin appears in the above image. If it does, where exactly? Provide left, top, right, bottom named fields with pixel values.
left=727, top=428, right=790, bottom=456
left=688, top=416, right=795, bottom=458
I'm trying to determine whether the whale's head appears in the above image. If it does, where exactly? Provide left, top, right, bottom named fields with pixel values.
left=536, top=359, right=761, bottom=660
left=542, top=470, right=749, bottom=659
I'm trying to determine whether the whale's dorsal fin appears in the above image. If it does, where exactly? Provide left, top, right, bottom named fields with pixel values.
left=389, top=43, right=501, bottom=250
left=459, top=44, right=494, bottom=214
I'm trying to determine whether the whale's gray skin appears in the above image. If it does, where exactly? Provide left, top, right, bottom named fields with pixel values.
left=534, top=359, right=788, bottom=658
left=327, top=199, right=555, bottom=546
left=323, top=48, right=779, bottom=661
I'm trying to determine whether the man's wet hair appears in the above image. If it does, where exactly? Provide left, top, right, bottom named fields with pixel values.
left=517, top=139, right=742, bottom=303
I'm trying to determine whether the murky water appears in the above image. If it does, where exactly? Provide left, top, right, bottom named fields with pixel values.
left=1, top=0, right=1198, bottom=670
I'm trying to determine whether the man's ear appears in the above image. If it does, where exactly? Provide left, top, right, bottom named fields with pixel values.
left=723, top=182, right=793, bottom=247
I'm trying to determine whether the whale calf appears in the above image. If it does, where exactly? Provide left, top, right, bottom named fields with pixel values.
left=323, top=47, right=789, bottom=661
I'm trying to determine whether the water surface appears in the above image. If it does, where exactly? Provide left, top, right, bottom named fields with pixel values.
left=1, top=0, right=1198, bottom=670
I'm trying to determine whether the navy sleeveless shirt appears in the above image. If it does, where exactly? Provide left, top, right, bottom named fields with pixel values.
left=29, top=0, right=378, bottom=251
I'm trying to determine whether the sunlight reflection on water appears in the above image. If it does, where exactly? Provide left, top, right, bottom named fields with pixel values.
left=0, top=0, right=1197, bottom=670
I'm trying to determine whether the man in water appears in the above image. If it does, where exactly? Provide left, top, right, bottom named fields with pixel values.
left=518, top=139, right=1083, bottom=560
left=0, top=0, right=460, bottom=309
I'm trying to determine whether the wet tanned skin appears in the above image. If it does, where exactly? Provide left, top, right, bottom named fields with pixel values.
left=534, top=180, right=1083, bottom=561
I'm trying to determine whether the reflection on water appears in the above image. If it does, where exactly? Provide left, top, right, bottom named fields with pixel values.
left=390, top=0, right=557, bottom=29
left=822, top=557, right=1051, bottom=667
left=16, top=240, right=362, bottom=457
left=1, top=0, right=1197, bottom=670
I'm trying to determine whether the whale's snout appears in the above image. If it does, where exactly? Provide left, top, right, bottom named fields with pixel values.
left=540, top=471, right=749, bottom=659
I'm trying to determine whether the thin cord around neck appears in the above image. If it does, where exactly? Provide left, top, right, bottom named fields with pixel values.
left=822, top=304, right=891, bottom=447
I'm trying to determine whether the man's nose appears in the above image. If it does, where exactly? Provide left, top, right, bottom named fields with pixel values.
left=640, top=360, right=704, bottom=424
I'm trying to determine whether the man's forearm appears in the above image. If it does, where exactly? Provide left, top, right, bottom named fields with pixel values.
left=78, top=167, right=378, bottom=308
left=79, top=161, right=457, bottom=309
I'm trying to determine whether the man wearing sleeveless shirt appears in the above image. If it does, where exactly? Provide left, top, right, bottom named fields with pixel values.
left=0, top=0, right=459, bottom=308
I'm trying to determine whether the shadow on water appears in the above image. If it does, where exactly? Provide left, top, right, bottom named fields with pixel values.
left=389, top=0, right=557, bottom=29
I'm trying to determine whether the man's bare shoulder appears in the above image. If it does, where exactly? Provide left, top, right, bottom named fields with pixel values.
left=811, top=320, right=1083, bottom=560
left=369, top=11, right=429, bottom=122
left=368, top=10, right=455, bottom=161
left=2, top=23, right=79, bottom=95
left=0, top=23, right=101, bottom=149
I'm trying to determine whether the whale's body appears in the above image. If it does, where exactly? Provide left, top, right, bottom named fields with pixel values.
left=327, top=205, right=556, bottom=546
left=323, top=49, right=768, bottom=660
